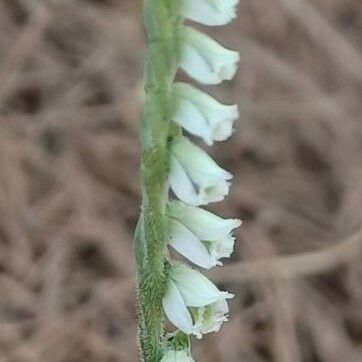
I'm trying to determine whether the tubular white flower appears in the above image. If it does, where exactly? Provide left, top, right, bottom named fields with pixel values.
left=169, top=137, right=232, bottom=206
left=182, top=0, right=239, bottom=26
left=169, top=201, right=241, bottom=241
left=161, top=349, right=195, bottom=362
left=173, top=83, right=239, bottom=145
left=179, top=27, right=239, bottom=85
left=168, top=201, right=241, bottom=268
left=162, top=264, right=233, bottom=338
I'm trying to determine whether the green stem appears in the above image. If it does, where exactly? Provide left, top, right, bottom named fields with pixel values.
left=135, top=1, right=182, bottom=361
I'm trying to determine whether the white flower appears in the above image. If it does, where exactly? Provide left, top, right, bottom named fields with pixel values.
left=161, top=349, right=195, bottom=362
left=180, top=27, right=239, bottom=85
left=162, top=263, right=233, bottom=338
left=173, top=83, right=239, bottom=145
left=168, top=201, right=241, bottom=268
left=169, top=137, right=232, bottom=206
left=182, top=0, right=239, bottom=26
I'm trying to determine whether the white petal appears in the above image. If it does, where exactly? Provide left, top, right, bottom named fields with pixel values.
left=180, top=27, right=240, bottom=85
left=168, top=201, right=241, bottom=241
left=182, top=0, right=239, bottom=26
left=172, top=137, right=232, bottom=187
left=173, top=83, right=239, bottom=145
left=161, top=350, right=195, bottom=362
left=163, top=280, right=194, bottom=334
left=174, top=95, right=213, bottom=145
left=169, top=220, right=215, bottom=269
left=169, top=156, right=200, bottom=206
left=171, top=264, right=233, bottom=307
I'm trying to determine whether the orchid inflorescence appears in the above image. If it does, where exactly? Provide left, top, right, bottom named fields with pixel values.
left=161, top=1, right=241, bottom=359
left=137, top=1, right=241, bottom=361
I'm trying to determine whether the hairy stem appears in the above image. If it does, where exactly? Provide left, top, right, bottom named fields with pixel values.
left=135, top=1, right=181, bottom=361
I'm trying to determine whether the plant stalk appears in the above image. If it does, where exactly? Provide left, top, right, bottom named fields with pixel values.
left=135, top=1, right=181, bottom=361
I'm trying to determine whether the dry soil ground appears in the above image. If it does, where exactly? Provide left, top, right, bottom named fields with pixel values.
left=0, top=0, right=362, bottom=361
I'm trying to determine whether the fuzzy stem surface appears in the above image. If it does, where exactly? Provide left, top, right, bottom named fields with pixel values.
left=135, top=1, right=181, bottom=361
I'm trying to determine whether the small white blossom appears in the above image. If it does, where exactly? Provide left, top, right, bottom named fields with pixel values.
left=173, top=83, right=239, bottom=145
left=180, top=27, right=239, bottom=85
left=182, top=0, right=239, bottom=26
left=168, top=201, right=241, bottom=268
left=162, top=264, right=233, bottom=338
left=169, top=137, right=232, bottom=206
left=161, top=349, right=195, bottom=362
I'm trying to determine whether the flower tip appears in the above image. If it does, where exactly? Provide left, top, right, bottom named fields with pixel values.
left=229, top=104, right=239, bottom=119
left=223, top=292, right=235, bottom=299
left=193, top=329, right=203, bottom=339
left=233, top=218, right=242, bottom=228
left=223, top=171, right=233, bottom=181
left=218, top=52, right=240, bottom=80
left=204, top=135, right=214, bottom=146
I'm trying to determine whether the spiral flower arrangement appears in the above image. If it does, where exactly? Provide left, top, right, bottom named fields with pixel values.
left=135, top=1, right=240, bottom=361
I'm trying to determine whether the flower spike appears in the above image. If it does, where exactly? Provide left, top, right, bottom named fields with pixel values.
left=137, top=0, right=241, bottom=358
left=173, top=83, right=239, bottom=145
left=182, top=0, right=239, bottom=26
left=180, top=27, right=240, bottom=85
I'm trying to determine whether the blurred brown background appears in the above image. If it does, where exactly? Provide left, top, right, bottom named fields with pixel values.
left=0, top=0, right=362, bottom=361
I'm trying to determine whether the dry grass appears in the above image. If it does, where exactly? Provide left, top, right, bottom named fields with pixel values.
left=0, top=0, right=361, bottom=361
